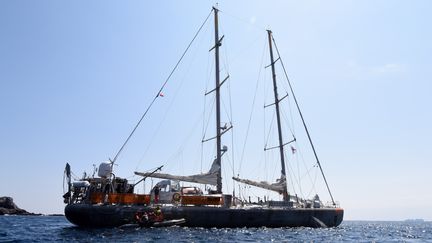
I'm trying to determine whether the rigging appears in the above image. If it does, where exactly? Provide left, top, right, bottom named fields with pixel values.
left=271, top=35, right=336, bottom=206
left=110, top=9, right=214, bottom=167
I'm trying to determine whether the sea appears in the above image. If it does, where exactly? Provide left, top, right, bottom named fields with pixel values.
left=0, top=216, right=431, bottom=242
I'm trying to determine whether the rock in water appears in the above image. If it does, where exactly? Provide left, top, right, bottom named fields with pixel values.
left=0, top=196, right=34, bottom=215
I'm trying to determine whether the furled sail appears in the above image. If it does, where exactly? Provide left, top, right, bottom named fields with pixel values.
left=134, top=159, right=219, bottom=186
left=232, top=175, right=286, bottom=194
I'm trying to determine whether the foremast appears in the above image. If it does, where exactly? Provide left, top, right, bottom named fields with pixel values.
left=213, top=7, right=223, bottom=194
left=133, top=7, right=228, bottom=193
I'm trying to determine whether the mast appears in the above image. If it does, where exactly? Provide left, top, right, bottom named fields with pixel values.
left=213, top=7, right=222, bottom=193
left=267, top=30, right=289, bottom=201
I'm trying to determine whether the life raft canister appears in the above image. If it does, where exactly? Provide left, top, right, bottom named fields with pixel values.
left=172, top=193, right=181, bottom=202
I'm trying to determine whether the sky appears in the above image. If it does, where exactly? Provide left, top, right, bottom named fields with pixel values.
left=0, top=1, right=431, bottom=221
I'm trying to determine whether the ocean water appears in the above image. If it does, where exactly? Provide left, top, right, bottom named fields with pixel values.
left=0, top=216, right=431, bottom=242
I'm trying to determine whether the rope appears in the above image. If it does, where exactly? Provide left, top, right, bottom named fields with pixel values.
left=110, top=9, right=213, bottom=165
left=219, top=10, right=267, bottom=32
left=224, top=47, right=236, bottom=196
left=264, top=110, right=276, bottom=149
left=202, top=98, right=216, bottom=141
left=136, top=51, right=199, bottom=170
left=201, top=53, right=215, bottom=172
left=238, top=40, right=266, bottom=174
left=284, top=150, right=299, bottom=197
left=271, top=35, right=336, bottom=206
left=201, top=55, right=211, bottom=173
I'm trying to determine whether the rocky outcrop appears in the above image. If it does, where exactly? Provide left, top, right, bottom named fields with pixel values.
left=0, top=196, right=39, bottom=215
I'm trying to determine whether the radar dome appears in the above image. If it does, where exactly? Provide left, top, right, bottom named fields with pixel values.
left=98, top=162, right=112, bottom=178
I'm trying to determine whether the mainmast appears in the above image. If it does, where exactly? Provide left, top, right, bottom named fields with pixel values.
left=213, top=7, right=222, bottom=193
left=267, top=30, right=289, bottom=201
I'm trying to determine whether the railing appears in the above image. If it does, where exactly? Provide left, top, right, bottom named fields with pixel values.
left=90, top=192, right=151, bottom=205
left=180, top=195, right=223, bottom=206
left=89, top=193, right=225, bottom=206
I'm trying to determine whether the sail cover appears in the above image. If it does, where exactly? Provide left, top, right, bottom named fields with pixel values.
left=134, top=159, right=219, bottom=186
left=232, top=175, right=286, bottom=194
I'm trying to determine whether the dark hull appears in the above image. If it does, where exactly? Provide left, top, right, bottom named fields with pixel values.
left=65, top=204, right=343, bottom=228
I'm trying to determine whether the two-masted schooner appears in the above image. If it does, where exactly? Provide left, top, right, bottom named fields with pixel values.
left=63, top=7, right=344, bottom=228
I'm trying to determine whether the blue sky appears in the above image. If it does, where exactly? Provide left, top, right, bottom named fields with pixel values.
left=0, top=1, right=431, bottom=221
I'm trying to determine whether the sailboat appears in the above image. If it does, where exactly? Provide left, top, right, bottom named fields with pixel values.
left=63, top=7, right=344, bottom=228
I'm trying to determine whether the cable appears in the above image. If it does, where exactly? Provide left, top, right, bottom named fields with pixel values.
left=271, top=35, right=336, bottom=206
left=238, top=40, right=266, bottom=174
left=110, top=9, right=214, bottom=165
